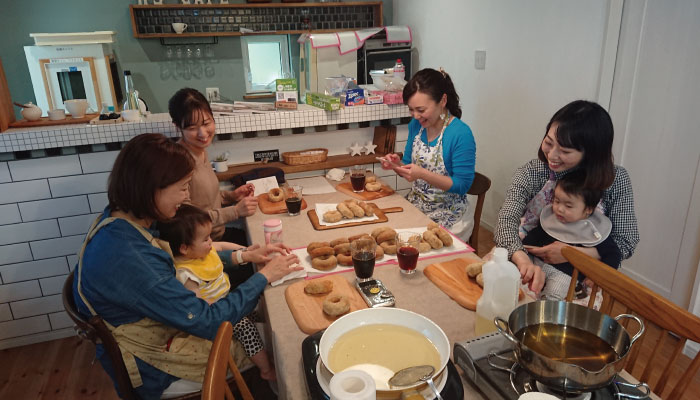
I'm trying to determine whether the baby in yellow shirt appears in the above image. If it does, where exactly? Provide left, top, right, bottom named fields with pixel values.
left=158, top=204, right=276, bottom=381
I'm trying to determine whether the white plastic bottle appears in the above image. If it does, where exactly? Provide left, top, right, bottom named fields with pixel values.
left=474, top=248, right=521, bottom=335
left=393, top=59, right=405, bottom=81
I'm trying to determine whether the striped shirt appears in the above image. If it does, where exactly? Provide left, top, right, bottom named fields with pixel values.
left=494, top=159, right=639, bottom=260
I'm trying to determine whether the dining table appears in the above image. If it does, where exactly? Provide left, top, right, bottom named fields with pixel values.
left=245, top=175, right=488, bottom=400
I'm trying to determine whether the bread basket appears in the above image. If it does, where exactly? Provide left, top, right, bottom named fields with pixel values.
left=282, top=148, right=328, bottom=165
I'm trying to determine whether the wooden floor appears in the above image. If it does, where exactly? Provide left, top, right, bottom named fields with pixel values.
left=1, top=226, right=698, bottom=399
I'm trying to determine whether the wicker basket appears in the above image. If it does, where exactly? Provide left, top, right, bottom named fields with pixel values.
left=281, top=148, right=328, bottom=165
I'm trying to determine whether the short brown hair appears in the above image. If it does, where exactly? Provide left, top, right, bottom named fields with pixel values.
left=157, top=204, right=212, bottom=256
left=108, top=133, right=194, bottom=220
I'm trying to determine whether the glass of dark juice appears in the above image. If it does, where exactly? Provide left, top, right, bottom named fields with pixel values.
left=351, top=238, right=376, bottom=282
left=349, top=166, right=366, bottom=193
left=285, top=185, right=303, bottom=216
left=396, top=231, right=421, bottom=275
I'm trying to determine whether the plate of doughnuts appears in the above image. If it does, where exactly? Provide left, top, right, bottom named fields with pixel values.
left=258, top=188, right=308, bottom=214
left=335, top=175, right=395, bottom=201
left=307, top=201, right=403, bottom=230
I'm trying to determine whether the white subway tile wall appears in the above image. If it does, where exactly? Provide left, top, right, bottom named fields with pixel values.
left=0, top=107, right=412, bottom=349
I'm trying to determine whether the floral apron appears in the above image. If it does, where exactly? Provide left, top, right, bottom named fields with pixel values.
left=76, top=216, right=250, bottom=388
left=406, top=117, right=469, bottom=236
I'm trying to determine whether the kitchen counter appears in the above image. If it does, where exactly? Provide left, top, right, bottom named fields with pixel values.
left=245, top=176, right=486, bottom=399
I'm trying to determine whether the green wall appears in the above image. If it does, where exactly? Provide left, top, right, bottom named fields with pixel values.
left=1, top=0, right=392, bottom=119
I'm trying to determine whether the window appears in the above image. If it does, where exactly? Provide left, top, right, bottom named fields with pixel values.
left=241, top=35, right=292, bottom=93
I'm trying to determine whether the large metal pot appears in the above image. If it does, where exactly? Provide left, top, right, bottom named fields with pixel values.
left=495, top=300, right=644, bottom=393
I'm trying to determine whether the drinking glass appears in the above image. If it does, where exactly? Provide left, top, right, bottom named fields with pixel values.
left=349, top=166, right=366, bottom=193
left=351, top=238, right=376, bottom=282
left=285, top=185, right=303, bottom=216
left=396, top=231, right=421, bottom=275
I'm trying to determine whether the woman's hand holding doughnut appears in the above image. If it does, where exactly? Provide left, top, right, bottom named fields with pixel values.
left=232, top=183, right=255, bottom=201
left=235, top=195, right=258, bottom=217
left=258, top=253, right=302, bottom=283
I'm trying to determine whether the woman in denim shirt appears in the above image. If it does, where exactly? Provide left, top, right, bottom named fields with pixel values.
left=73, top=133, right=300, bottom=399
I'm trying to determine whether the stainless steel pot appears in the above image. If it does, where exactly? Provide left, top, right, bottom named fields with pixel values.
left=495, top=300, right=644, bottom=393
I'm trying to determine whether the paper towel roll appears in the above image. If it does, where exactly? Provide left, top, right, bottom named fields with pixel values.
left=329, top=369, right=376, bottom=400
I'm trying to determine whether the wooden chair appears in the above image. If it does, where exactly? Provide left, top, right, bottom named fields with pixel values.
left=562, top=247, right=700, bottom=400
left=202, top=321, right=253, bottom=400
left=467, top=171, right=492, bottom=251
left=62, top=273, right=200, bottom=400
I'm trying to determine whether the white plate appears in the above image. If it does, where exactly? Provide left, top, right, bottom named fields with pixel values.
left=315, top=358, right=447, bottom=398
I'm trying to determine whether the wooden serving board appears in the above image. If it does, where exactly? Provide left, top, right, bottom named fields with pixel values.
left=284, top=274, right=367, bottom=334
left=336, top=181, right=395, bottom=200
left=424, top=257, right=485, bottom=310
left=257, top=193, right=308, bottom=214
left=8, top=113, right=99, bottom=128
left=307, top=204, right=403, bottom=230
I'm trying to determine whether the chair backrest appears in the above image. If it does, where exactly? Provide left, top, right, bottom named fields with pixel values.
left=467, top=171, right=492, bottom=251
left=562, top=247, right=700, bottom=400
left=202, top=321, right=253, bottom=400
left=62, top=272, right=139, bottom=400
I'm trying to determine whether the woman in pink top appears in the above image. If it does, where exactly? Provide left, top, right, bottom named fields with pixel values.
left=168, top=88, right=257, bottom=242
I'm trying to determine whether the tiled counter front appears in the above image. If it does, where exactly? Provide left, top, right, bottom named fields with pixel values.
left=0, top=104, right=410, bottom=349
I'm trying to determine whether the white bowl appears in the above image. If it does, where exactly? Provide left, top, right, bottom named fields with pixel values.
left=121, top=109, right=141, bottom=122
left=64, top=99, right=89, bottom=118
left=48, top=109, right=66, bottom=121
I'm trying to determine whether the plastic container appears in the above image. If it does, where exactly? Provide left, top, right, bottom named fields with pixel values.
left=263, top=218, right=283, bottom=245
left=393, top=59, right=405, bottom=81
left=475, top=248, right=521, bottom=335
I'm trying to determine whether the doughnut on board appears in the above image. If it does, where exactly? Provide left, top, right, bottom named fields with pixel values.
left=285, top=274, right=367, bottom=334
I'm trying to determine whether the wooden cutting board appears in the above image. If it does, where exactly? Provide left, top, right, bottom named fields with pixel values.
left=285, top=274, right=367, bottom=334
left=8, top=113, right=99, bottom=128
left=336, top=181, right=395, bottom=200
left=307, top=203, right=403, bottom=230
left=257, top=193, right=308, bottom=214
left=424, top=257, right=485, bottom=311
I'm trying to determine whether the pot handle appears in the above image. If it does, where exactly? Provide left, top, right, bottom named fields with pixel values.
left=494, top=317, right=519, bottom=345
left=614, top=314, right=645, bottom=345
left=613, top=381, right=651, bottom=399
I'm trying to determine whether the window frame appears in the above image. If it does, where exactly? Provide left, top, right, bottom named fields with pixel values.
left=240, top=34, right=292, bottom=94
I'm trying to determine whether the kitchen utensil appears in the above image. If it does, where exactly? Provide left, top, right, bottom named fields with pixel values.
left=495, top=300, right=645, bottom=393
left=335, top=182, right=395, bottom=200
left=284, top=275, right=367, bottom=334
left=121, top=109, right=140, bottom=122
left=389, top=365, right=443, bottom=400
left=307, top=204, right=402, bottom=231
left=13, top=102, right=29, bottom=108
left=319, top=308, right=450, bottom=396
left=423, top=257, right=484, bottom=310
left=19, top=102, right=42, bottom=121
left=48, top=109, right=66, bottom=121
left=172, top=22, right=188, bottom=34
left=64, top=99, right=89, bottom=118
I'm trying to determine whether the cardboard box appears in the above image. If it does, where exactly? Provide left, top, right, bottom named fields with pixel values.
left=275, top=78, right=298, bottom=110
left=344, top=88, right=365, bottom=106
left=366, top=94, right=383, bottom=105
left=275, top=78, right=298, bottom=91
left=306, top=92, right=340, bottom=111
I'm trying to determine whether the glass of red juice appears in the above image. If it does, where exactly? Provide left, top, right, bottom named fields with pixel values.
left=349, top=166, right=366, bottom=193
left=350, top=238, right=376, bottom=282
left=396, top=231, right=421, bottom=275
left=285, top=185, right=303, bottom=216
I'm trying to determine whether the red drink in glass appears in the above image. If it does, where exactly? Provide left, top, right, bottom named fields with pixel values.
left=397, top=246, right=419, bottom=273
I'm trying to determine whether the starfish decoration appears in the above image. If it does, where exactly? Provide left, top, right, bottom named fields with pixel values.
left=363, top=141, right=377, bottom=155
left=349, top=142, right=364, bottom=156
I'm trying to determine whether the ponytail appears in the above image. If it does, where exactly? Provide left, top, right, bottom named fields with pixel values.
left=403, top=68, right=462, bottom=119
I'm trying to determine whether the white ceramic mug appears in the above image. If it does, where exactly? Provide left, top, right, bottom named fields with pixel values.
left=213, top=161, right=228, bottom=173
left=172, top=23, right=188, bottom=34
left=48, top=109, right=66, bottom=121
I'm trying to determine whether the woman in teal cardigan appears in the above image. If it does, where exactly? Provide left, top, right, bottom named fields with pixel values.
left=381, top=68, right=476, bottom=239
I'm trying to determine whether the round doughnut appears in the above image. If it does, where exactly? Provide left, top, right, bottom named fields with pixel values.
left=333, top=242, right=351, bottom=255
left=307, top=242, right=330, bottom=254
left=365, top=182, right=382, bottom=192
left=310, top=246, right=335, bottom=258
left=311, top=254, right=337, bottom=271
left=358, top=201, right=374, bottom=217
left=347, top=203, right=365, bottom=218
left=348, top=233, right=372, bottom=243
left=427, top=221, right=439, bottom=230
left=336, top=253, right=353, bottom=266
left=366, top=176, right=377, bottom=183
left=336, top=202, right=354, bottom=219
left=375, top=245, right=384, bottom=260
left=371, top=227, right=393, bottom=240
left=418, top=241, right=432, bottom=253
left=380, top=239, right=397, bottom=255
left=375, top=229, right=397, bottom=245
left=423, top=230, right=443, bottom=249
left=304, top=279, right=333, bottom=295
left=323, top=294, right=350, bottom=317
left=268, top=188, right=285, bottom=202
left=323, top=210, right=343, bottom=223
left=330, top=237, right=349, bottom=247
left=432, top=227, right=453, bottom=246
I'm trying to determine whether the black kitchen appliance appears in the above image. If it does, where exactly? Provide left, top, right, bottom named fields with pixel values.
left=357, top=31, right=413, bottom=85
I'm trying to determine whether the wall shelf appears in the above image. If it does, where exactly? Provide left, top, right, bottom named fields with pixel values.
left=129, top=2, right=382, bottom=39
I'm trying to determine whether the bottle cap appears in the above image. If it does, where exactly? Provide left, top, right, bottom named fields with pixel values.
left=264, top=218, right=282, bottom=230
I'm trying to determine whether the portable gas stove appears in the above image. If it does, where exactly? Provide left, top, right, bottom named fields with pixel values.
left=454, top=332, right=650, bottom=400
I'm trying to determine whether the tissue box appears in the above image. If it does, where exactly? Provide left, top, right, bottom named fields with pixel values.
left=374, top=91, right=403, bottom=105
left=366, top=94, right=383, bottom=105
left=306, top=92, right=340, bottom=111
left=344, top=88, right=365, bottom=106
